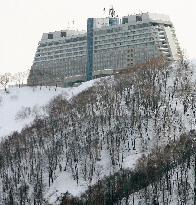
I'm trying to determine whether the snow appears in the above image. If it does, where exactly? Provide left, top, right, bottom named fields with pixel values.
left=62, top=78, right=101, bottom=100
left=45, top=149, right=142, bottom=204
left=0, top=80, right=98, bottom=140
left=122, top=152, right=142, bottom=169
left=190, top=59, right=196, bottom=81
left=45, top=172, right=87, bottom=204
left=0, top=62, right=196, bottom=204
left=44, top=63, right=196, bottom=204
left=191, top=58, right=196, bottom=64
left=0, top=86, right=64, bottom=139
left=119, top=157, right=195, bottom=205
left=0, top=79, right=101, bottom=204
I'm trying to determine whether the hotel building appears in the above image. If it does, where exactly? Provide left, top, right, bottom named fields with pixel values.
left=28, top=11, right=181, bottom=87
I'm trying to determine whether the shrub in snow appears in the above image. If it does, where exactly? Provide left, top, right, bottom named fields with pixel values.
left=10, top=95, right=18, bottom=101
left=15, top=106, right=31, bottom=120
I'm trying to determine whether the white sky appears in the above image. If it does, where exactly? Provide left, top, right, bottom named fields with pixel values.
left=0, top=0, right=195, bottom=74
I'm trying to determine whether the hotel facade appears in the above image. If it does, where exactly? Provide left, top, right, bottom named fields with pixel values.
left=28, top=12, right=181, bottom=87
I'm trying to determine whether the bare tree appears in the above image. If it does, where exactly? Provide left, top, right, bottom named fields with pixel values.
left=0, top=73, right=12, bottom=92
left=13, top=72, right=25, bottom=87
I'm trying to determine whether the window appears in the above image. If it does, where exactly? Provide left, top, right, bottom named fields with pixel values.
left=48, top=34, right=53, bottom=39
left=136, top=15, right=142, bottom=22
left=122, top=18, right=128, bottom=24
left=61, top=32, right=66, bottom=37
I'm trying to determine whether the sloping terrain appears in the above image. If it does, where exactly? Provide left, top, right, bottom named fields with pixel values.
left=0, top=80, right=97, bottom=140
left=0, top=86, right=65, bottom=139
left=0, top=60, right=195, bottom=205
left=61, top=60, right=196, bottom=205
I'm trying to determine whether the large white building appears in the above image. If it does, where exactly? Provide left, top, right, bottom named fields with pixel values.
left=28, top=11, right=181, bottom=87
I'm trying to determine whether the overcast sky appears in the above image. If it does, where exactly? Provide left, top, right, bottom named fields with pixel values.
left=0, top=0, right=195, bottom=74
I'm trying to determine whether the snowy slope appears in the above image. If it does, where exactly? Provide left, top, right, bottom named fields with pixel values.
left=60, top=62, right=195, bottom=205
left=119, top=157, right=195, bottom=205
left=0, top=79, right=145, bottom=204
left=0, top=86, right=64, bottom=139
left=0, top=80, right=98, bottom=140
left=191, top=58, right=196, bottom=64
left=45, top=149, right=142, bottom=204
left=0, top=62, right=195, bottom=205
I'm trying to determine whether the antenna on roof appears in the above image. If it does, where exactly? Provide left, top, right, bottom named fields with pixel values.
left=71, top=19, right=75, bottom=30
left=109, top=6, right=116, bottom=18
left=67, top=21, right=70, bottom=30
left=103, top=7, right=106, bottom=17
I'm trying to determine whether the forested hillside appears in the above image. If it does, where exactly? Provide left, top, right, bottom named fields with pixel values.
left=0, top=60, right=195, bottom=205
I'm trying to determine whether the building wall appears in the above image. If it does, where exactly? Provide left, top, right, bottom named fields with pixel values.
left=92, top=21, right=162, bottom=76
left=28, top=32, right=87, bottom=86
left=28, top=13, right=181, bottom=87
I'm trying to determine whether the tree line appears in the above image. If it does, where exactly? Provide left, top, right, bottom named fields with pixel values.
left=0, top=70, right=29, bottom=92
left=0, top=59, right=195, bottom=204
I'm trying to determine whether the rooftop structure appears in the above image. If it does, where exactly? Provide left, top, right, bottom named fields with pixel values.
left=28, top=11, right=181, bottom=87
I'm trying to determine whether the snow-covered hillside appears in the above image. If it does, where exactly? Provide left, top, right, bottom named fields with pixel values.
left=0, top=61, right=195, bottom=205
left=0, top=86, right=64, bottom=139
left=0, top=80, right=98, bottom=140
left=60, top=62, right=196, bottom=205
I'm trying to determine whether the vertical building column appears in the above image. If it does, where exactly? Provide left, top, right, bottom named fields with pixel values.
left=86, top=18, right=94, bottom=81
